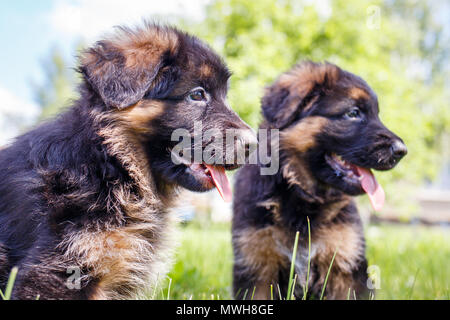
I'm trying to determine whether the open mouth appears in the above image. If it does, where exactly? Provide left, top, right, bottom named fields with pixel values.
left=171, top=148, right=241, bottom=203
left=188, top=163, right=233, bottom=203
left=171, top=150, right=235, bottom=202
left=325, top=153, right=385, bottom=211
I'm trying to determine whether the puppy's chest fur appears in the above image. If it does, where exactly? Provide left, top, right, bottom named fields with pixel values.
left=62, top=197, right=178, bottom=300
left=246, top=197, right=365, bottom=288
left=55, top=123, right=179, bottom=300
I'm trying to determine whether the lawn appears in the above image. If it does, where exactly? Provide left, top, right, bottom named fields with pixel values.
left=155, top=223, right=450, bottom=300
left=1, top=222, right=448, bottom=300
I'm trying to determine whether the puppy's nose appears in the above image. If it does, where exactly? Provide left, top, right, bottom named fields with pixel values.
left=390, top=140, right=407, bottom=161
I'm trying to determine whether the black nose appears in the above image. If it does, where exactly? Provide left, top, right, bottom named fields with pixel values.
left=390, top=140, right=407, bottom=161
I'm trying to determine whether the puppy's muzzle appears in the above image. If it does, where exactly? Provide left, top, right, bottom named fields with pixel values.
left=390, top=140, right=407, bottom=162
left=372, top=129, right=407, bottom=170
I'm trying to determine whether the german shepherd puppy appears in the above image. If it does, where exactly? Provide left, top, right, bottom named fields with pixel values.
left=0, top=23, right=256, bottom=300
left=232, top=62, right=407, bottom=300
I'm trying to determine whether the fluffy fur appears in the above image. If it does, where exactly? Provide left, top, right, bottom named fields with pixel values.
left=0, top=23, right=255, bottom=300
left=232, top=61, right=407, bottom=300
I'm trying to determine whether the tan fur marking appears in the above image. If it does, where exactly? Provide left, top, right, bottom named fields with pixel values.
left=253, top=281, right=272, bottom=300
left=314, top=223, right=363, bottom=273
left=277, top=62, right=339, bottom=97
left=117, top=27, right=179, bottom=69
left=281, top=157, right=319, bottom=202
left=257, top=199, right=281, bottom=223
left=94, top=111, right=154, bottom=195
left=235, top=226, right=290, bottom=299
left=280, top=116, right=328, bottom=153
left=348, top=87, right=369, bottom=100
left=278, top=116, right=328, bottom=201
left=119, top=100, right=165, bottom=134
left=302, top=96, right=319, bottom=113
left=81, top=25, right=179, bottom=78
left=313, top=222, right=364, bottom=299
left=55, top=111, right=179, bottom=300
left=63, top=217, right=178, bottom=300
left=319, top=198, right=352, bottom=224
left=199, top=64, right=213, bottom=77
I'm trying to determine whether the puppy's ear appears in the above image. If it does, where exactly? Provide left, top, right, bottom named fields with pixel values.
left=262, top=79, right=317, bottom=129
left=262, top=86, right=299, bottom=129
left=80, top=37, right=179, bottom=109
left=262, top=62, right=339, bottom=128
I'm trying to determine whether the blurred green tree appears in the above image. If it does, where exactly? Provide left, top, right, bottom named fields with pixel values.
left=32, top=47, right=78, bottom=120
left=32, top=1, right=449, bottom=213
left=187, top=0, right=449, bottom=211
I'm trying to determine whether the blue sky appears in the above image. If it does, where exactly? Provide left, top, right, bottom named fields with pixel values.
left=0, top=0, right=208, bottom=144
left=0, top=0, right=207, bottom=104
left=2, top=0, right=447, bottom=110
left=0, top=1, right=62, bottom=102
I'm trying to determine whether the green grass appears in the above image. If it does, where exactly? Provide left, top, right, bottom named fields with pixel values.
left=286, top=231, right=300, bottom=300
left=156, top=223, right=234, bottom=300
left=365, top=225, right=450, bottom=300
left=158, top=223, right=449, bottom=300
left=2, top=223, right=448, bottom=300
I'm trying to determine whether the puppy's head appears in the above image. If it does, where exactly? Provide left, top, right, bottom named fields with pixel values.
left=80, top=23, right=256, bottom=201
left=263, top=61, right=407, bottom=210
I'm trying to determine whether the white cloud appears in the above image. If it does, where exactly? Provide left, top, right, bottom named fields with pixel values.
left=48, top=0, right=210, bottom=42
left=0, top=87, right=40, bottom=146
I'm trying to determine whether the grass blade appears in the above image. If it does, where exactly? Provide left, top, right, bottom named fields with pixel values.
left=302, top=217, right=311, bottom=300
left=235, top=288, right=242, bottom=299
left=290, top=274, right=298, bottom=300
left=251, top=286, right=256, bottom=300
left=286, top=231, right=300, bottom=300
left=3, top=267, right=18, bottom=300
left=150, top=274, right=160, bottom=300
left=408, top=269, right=420, bottom=300
left=242, top=289, right=249, bottom=300
left=166, top=277, right=172, bottom=300
left=277, top=284, right=282, bottom=301
left=320, top=249, right=338, bottom=300
left=270, top=284, right=274, bottom=301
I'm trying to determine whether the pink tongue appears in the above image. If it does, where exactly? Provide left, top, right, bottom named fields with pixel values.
left=356, top=167, right=385, bottom=212
left=204, top=164, right=233, bottom=203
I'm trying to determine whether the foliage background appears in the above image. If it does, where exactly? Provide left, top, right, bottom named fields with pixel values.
left=31, top=0, right=450, bottom=214
left=1, top=0, right=448, bottom=300
left=190, top=0, right=450, bottom=213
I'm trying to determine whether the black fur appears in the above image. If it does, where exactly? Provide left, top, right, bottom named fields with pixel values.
left=0, top=23, right=254, bottom=300
left=232, top=62, right=407, bottom=300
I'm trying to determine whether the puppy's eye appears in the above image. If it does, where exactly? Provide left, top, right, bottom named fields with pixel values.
left=345, top=108, right=361, bottom=119
left=189, top=88, right=206, bottom=101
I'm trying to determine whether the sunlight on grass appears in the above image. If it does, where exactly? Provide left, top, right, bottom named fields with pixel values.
left=161, top=223, right=233, bottom=300
left=286, top=231, right=300, bottom=300
left=5, top=224, right=445, bottom=300
left=156, top=223, right=449, bottom=300
left=366, top=225, right=450, bottom=300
